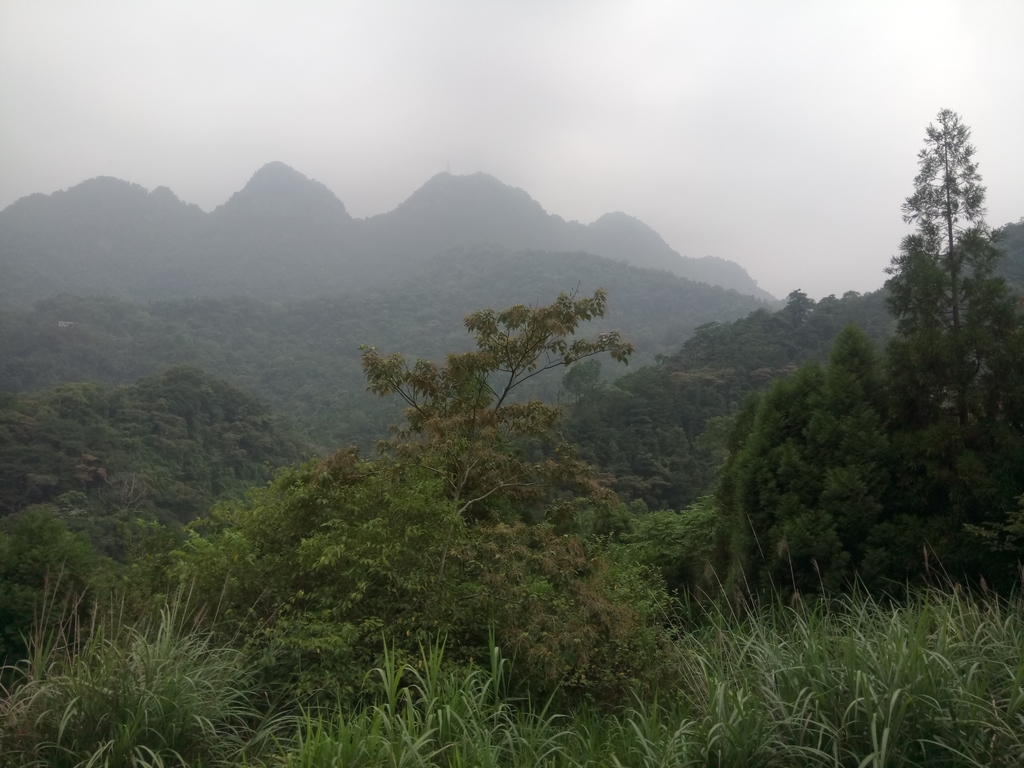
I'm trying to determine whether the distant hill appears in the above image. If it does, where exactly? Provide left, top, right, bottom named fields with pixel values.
left=0, top=367, right=310, bottom=554
left=0, top=248, right=769, bottom=450
left=565, top=287, right=896, bottom=511
left=997, top=218, right=1024, bottom=291
left=0, top=163, right=776, bottom=307
left=352, top=171, right=775, bottom=299
left=0, top=178, right=207, bottom=305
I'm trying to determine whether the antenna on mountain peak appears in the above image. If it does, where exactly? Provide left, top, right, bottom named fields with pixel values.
left=446, top=161, right=450, bottom=174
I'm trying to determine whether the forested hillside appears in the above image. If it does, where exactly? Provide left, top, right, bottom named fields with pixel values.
left=0, top=367, right=308, bottom=554
left=0, top=249, right=767, bottom=449
left=565, top=287, right=894, bottom=510
left=997, top=217, right=1024, bottom=289
left=565, top=216, right=1024, bottom=513
left=0, top=163, right=775, bottom=308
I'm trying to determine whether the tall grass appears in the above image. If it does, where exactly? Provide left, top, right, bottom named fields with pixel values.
left=2, top=589, right=1021, bottom=767
left=665, top=590, right=1024, bottom=766
left=276, top=590, right=1024, bottom=768
left=0, top=605, right=271, bottom=767
left=273, top=638, right=571, bottom=768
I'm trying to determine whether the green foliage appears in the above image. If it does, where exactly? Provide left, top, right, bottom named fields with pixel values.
left=173, top=450, right=668, bottom=703
left=270, top=590, right=1024, bottom=767
left=567, top=365, right=711, bottom=511
left=362, top=289, right=632, bottom=518
left=602, top=496, right=720, bottom=597
left=669, top=591, right=1024, bottom=767
left=0, top=249, right=769, bottom=452
left=887, top=110, right=1020, bottom=429
left=966, top=495, right=1024, bottom=556
left=884, top=110, right=1024, bottom=579
left=177, top=452, right=462, bottom=698
left=565, top=288, right=894, bottom=511
left=710, top=113, right=1024, bottom=595
left=721, top=326, right=891, bottom=596
left=4, top=589, right=1019, bottom=767
left=0, top=367, right=309, bottom=548
left=561, top=358, right=604, bottom=404
left=455, top=519, right=671, bottom=700
left=4, top=117, right=1024, bottom=763
left=0, top=508, right=107, bottom=664
left=995, top=218, right=1024, bottom=290
left=672, top=287, right=894, bottom=380
left=0, top=606, right=268, bottom=767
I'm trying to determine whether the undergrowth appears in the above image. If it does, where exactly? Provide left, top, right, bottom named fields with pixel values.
left=0, top=605, right=271, bottom=767
left=2, top=589, right=1022, bottom=767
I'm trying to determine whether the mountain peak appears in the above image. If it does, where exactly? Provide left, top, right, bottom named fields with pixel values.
left=0, top=175, right=204, bottom=232
left=247, top=161, right=311, bottom=186
left=215, top=162, right=351, bottom=221
left=1, top=165, right=776, bottom=305
left=395, top=172, right=550, bottom=219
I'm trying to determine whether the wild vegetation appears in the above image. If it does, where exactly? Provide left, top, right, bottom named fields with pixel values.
left=0, top=366, right=309, bottom=532
left=720, top=110, right=1023, bottom=596
left=1, top=111, right=1023, bottom=766
left=3, top=590, right=1022, bottom=767
left=564, top=287, right=894, bottom=511
left=0, top=249, right=768, bottom=452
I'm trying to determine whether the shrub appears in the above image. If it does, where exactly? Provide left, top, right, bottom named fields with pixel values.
left=171, top=451, right=675, bottom=704
left=0, top=507, right=106, bottom=665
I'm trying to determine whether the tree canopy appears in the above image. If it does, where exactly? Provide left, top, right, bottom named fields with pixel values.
left=362, top=289, right=632, bottom=519
left=0, top=367, right=309, bottom=556
left=715, top=110, right=1024, bottom=596
left=885, top=110, right=1024, bottom=562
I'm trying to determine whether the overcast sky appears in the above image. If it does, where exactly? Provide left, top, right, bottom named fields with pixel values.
left=2, top=0, right=1022, bottom=299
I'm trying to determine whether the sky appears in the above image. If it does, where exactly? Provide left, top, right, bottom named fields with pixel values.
left=1, top=0, right=1022, bottom=300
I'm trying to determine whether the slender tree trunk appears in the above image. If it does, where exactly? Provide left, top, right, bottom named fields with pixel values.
left=943, top=152, right=967, bottom=427
left=944, top=153, right=961, bottom=335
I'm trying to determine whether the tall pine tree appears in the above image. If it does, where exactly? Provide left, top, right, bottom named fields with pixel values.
left=885, top=110, right=1024, bottom=581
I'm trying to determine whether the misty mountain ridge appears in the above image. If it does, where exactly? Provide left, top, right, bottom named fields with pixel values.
left=0, top=163, right=776, bottom=307
left=213, top=161, right=352, bottom=224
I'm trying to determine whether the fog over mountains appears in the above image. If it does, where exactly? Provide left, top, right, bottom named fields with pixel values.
left=0, top=162, right=775, bottom=308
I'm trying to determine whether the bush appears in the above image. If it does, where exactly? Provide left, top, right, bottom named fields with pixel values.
left=171, top=451, right=675, bottom=704
left=0, top=507, right=106, bottom=665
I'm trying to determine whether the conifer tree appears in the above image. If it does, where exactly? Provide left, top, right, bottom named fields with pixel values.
left=885, top=110, right=1024, bottom=577
left=723, top=326, right=889, bottom=597
left=886, top=109, right=1019, bottom=429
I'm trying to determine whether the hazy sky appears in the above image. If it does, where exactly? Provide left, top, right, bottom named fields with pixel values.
left=2, top=0, right=1022, bottom=299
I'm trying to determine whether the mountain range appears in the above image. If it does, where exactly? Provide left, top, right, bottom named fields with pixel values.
left=0, top=162, right=776, bottom=308
left=1, top=162, right=1020, bottom=509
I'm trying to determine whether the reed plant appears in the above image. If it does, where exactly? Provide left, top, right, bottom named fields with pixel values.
left=275, top=589, right=1023, bottom=768
left=2, top=588, right=1020, bottom=767
left=273, top=638, right=571, bottom=768
left=0, top=604, right=271, bottom=767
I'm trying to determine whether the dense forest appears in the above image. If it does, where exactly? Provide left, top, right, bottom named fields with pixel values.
left=1, top=112, right=1024, bottom=767
left=0, top=367, right=309, bottom=543
left=0, top=249, right=769, bottom=451
left=565, top=287, right=894, bottom=510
